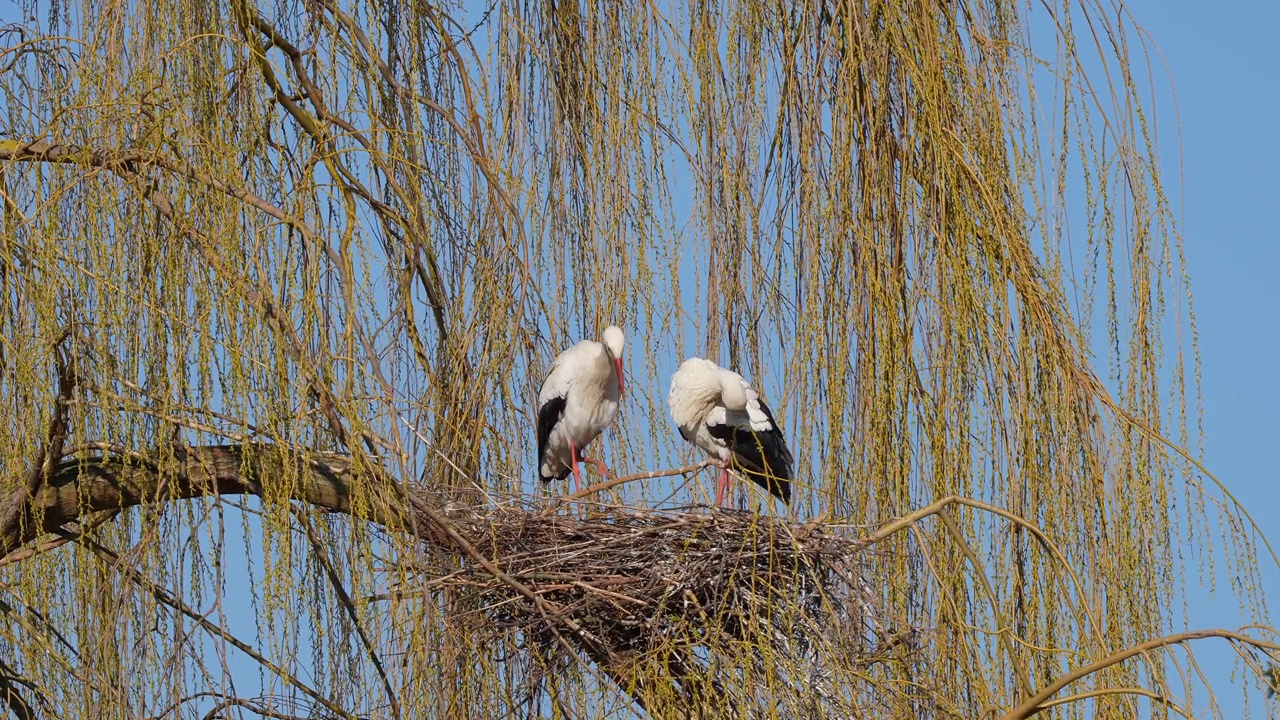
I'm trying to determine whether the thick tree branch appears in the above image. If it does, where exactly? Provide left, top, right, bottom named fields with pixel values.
left=0, top=657, right=38, bottom=720
left=0, top=329, right=76, bottom=552
left=0, top=444, right=404, bottom=558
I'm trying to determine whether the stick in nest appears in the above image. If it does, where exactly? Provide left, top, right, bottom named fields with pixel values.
left=542, top=459, right=715, bottom=515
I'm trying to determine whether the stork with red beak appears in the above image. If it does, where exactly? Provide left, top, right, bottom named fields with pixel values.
left=668, top=357, right=792, bottom=505
left=536, top=325, right=626, bottom=491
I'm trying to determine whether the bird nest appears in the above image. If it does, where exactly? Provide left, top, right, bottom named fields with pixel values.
left=410, top=500, right=895, bottom=713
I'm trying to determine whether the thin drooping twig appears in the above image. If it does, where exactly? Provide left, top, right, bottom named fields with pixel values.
left=62, top=529, right=359, bottom=720
left=862, top=493, right=1104, bottom=650
left=937, top=509, right=1034, bottom=699
left=290, top=506, right=401, bottom=718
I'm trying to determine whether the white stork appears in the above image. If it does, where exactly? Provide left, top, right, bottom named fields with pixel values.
left=536, top=325, right=626, bottom=491
left=668, top=357, right=793, bottom=505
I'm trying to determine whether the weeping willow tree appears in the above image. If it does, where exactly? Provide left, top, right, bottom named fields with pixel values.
left=0, top=0, right=1274, bottom=717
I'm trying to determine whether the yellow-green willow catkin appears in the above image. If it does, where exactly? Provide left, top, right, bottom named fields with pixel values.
left=0, top=0, right=1255, bottom=716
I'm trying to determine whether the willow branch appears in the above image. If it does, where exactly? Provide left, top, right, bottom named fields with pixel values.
left=1034, top=687, right=1190, bottom=717
left=0, top=444, right=402, bottom=559
left=1001, top=629, right=1280, bottom=719
left=65, top=530, right=356, bottom=720
left=862, top=494, right=1105, bottom=654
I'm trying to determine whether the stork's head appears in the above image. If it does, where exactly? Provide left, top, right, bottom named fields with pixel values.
left=719, top=372, right=748, bottom=412
left=601, top=325, right=625, bottom=398
left=669, top=357, right=746, bottom=428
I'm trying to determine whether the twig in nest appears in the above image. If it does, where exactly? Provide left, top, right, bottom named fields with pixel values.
left=545, top=459, right=715, bottom=514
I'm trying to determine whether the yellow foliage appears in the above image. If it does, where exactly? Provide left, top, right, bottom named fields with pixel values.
left=0, top=0, right=1270, bottom=717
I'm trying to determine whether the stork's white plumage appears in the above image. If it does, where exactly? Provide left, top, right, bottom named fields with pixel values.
left=668, top=357, right=792, bottom=505
left=536, top=326, right=626, bottom=490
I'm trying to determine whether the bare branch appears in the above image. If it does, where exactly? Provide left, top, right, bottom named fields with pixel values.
left=1002, top=629, right=1280, bottom=719
left=557, top=460, right=714, bottom=506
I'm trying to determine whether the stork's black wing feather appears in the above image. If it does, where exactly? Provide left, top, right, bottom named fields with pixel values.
left=536, top=395, right=568, bottom=482
left=753, top=397, right=794, bottom=475
left=706, top=398, right=793, bottom=503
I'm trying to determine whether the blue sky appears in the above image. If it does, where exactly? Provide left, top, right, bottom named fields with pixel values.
left=1125, top=0, right=1280, bottom=710
left=1141, top=0, right=1280, bottom=537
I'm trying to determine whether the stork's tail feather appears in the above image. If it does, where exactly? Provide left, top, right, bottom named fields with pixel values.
left=538, top=465, right=572, bottom=483
left=737, top=465, right=791, bottom=504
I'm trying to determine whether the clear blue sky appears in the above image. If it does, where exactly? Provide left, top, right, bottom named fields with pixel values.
left=1145, top=0, right=1280, bottom=537
left=1122, top=0, right=1280, bottom=711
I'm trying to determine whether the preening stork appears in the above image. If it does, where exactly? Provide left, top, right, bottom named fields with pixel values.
left=668, top=357, right=793, bottom=505
left=536, top=326, right=626, bottom=492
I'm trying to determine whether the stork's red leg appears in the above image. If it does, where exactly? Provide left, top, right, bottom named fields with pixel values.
left=569, top=441, right=583, bottom=494
left=715, top=465, right=731, bottom=506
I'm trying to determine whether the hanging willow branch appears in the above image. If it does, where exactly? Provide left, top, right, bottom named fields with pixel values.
left=0, top=0, right=1271, bottom=716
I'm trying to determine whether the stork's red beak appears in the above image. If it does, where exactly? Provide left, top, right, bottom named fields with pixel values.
left=614, top=357, right=625, bottom=399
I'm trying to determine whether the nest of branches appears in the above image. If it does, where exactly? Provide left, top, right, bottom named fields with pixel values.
left=467, top=506, right=844, bottom=637
left=415, top=500, right=889, bottom=714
